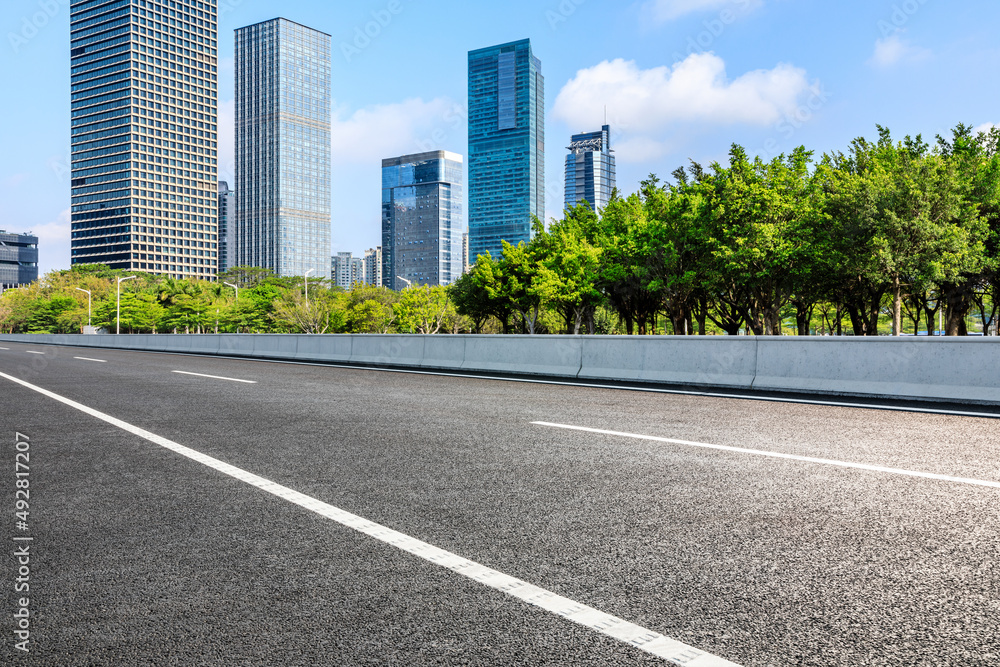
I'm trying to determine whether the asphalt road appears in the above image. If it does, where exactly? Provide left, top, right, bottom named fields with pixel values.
left=1, top=340, right=998, bottom=666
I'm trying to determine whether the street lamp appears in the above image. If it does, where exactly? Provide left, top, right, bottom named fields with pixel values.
left=75, top=288, right=92, bottom=329
left=224, top=281, right=239, bottom=301
left=304, top=268, right=315, bottom=310
left=396, top=276, right=412, bottom=289
left=117, top=276, right=137, bottom=335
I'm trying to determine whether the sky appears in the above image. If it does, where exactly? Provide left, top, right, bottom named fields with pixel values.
left=2, top=0, right=999, bottom=276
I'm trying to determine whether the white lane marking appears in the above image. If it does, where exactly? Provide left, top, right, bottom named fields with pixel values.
left=75, top=357, right=107, bottom=363
left=0, top=347, right=9, bottom=350
left=533, top=422, right=1000, bottom=490
left=0, top=371, right=739, bottom=667
left=172, top=370, right=256, bottom=384
left=25, top=351, right=45, bottom=355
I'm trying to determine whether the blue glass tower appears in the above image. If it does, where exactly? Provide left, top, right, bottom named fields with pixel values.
left=467, top=39, right=544, bottom=264
left=235, top=18, right=332, bottom=279
left=382, top=151, right=464, bottom=290
left=70, top=0, right=219, bottom=279
left=565, top=125, right=616, bottom=212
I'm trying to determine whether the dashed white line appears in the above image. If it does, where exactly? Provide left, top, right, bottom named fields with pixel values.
left=0, top=347, right=9, bottom=350
left=172, top=370, right=256, bottom=384
left=25, top=351, right=45, bottom=355
left=0, top=370, right=740, bottom=667
left=75, top=357, right=107, bottom=363
left=533, top=422, right=1000, bottom=490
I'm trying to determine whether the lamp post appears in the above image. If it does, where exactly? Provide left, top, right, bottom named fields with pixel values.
left=396, top=276, right=412, bottom=289
left=224, top=281, right=239, bottom=301
left=117, top=276, right=137, bottom=335
left=304, top=268, right=315, bottom=310
left=75, top=288, right=92, bottom=329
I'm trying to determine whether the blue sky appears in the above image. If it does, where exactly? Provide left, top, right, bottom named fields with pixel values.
left=2, top=0, right=999, bottom=275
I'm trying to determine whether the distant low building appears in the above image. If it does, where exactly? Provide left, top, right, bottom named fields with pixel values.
left=330, top=252, right=356, bottom=289
left=0, top=231, right=39, bottom=289
left=218, top=182, right=235, bottom=273
left=363, top=247, right=382, bottom=287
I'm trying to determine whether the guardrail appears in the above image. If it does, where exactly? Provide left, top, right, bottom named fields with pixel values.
left=1, top=333, right=998, bottom=406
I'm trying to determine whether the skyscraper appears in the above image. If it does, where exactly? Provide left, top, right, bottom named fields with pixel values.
left=467, top=39, right=544, bottom=265
left=382, top=151, right=464, bottom=290
left=70, top=0, right=219, bottom=278
left=235, top=18, right=331, bottom=279
left=565, top=125, right=616, bottom=212
left=217, top=181, right=234, bottom=273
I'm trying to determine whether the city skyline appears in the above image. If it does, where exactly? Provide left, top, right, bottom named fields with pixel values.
left=4, top=1, right=1000, bottom=275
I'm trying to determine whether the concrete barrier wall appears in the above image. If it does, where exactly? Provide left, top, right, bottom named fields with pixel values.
left=1, top=333, right=998, bottom=406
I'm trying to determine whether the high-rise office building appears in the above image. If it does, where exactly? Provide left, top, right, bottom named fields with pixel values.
left=382, top=151, right=464, bottom=290
left=217, top=181, right=234, bottom=273
left=70, top=0, right=219, bottom=278
left=565, top=125, right=616, bottom=212
left=467, top=39, right=544, bottom=264
left=235, top=18, right=331, bottom=279
left=0, top=231, right=39, bottom=288
left=363, top=247, right=382, bottom=287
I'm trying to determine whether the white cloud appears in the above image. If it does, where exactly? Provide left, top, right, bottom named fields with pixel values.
left=553, top=54, right=813, bottom=162
left=645, top=0, right=762, bottom=22
left=869, top=33, right=931, bottom=68
left=975, top=123, right=997, bottom=136
left=30, top=208, right=72, bottom=276
left=331, top=97, right=464, bottom=164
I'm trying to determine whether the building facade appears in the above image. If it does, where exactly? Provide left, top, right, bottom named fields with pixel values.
left=70, top=0, right=219, bottom=278
left=467, top=39, right=544, bottom=265
left=217, top=181, right=235, bottom=273
left=565, top=125, right=616, bottom=212
left=235, top=18, right=331, bottom=279
left=331, top=251, right=354, bottom=289
left=382, top=151, right=464, bottom=290
left=0, top=231, right=39, bottom=288
left=363, top=247, right=382, bottom=287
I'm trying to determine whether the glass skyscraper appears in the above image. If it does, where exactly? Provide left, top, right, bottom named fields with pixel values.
left=235, top=18, right=331, bottom=279
left=565, top=125, right=616, bottom=212
left=0, top=231, right=39, bottom=289
left=70, top=0, right=219, bottom=278
left=382, top=151, right=464, bottom=290
left=467, top=39, right=544, bottom=265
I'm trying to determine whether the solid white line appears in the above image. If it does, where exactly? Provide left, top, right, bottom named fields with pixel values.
left=172, top=370, right=256, bottom=384
left=533, top=422, right=1000, bottom=490
left=75, top=357, right=107, bottom=363
left=0, top=370, right=739, bottom=667
left=25, top=351, right=45, bottom=355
